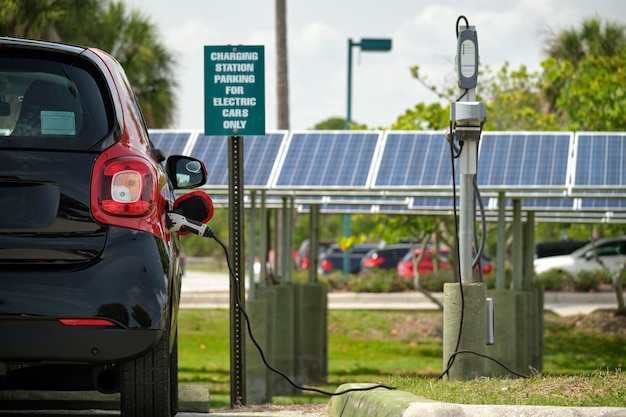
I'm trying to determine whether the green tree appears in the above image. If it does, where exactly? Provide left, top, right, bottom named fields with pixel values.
left=0, top=0, right=100, bottom=41
left=401, top=63, right=555, bottom=131
left=0, top=0, right=177, bottom=128
left=543, top=16, right=626, bottom=67
left=542, top=48, right=626, bottom=131
left=312, top=116, right=368, bottom=130
left=93, top=2, right=177, bottom=128
left=479, top=63, right=559, bottom=131
left=542, top=16, right=626, bottom=115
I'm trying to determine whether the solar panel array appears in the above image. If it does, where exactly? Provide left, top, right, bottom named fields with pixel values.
left=572, top=132, right=626, bottom=193
left=148, top=129, right=626, bottom=221
left=478, top=132, right=572, bottom=190
left=274, top=131, right=381, bottom=188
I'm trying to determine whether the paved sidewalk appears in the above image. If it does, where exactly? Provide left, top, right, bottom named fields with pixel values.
left=181, top=287, right=621, bottom=316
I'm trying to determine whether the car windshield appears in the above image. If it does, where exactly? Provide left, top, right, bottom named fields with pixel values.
left=0, top=54, right=112, bottom=150
left=570, top=239, right=624, bottom=258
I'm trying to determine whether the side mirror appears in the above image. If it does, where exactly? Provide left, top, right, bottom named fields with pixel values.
left=584, top=250, right=595, bottom=260
left=166, top=155, right=207, bottom=189
left=172, top=191, right=214, bottom=236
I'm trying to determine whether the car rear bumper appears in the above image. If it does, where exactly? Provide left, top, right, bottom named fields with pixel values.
left=0, top=227, right=180, bottom=363
left=0, top=317, right=161, bottom=363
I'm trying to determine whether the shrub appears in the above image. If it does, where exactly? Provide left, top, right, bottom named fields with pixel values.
left=534, top=269, right=571, bottom=291
left=573, top=270, right=601, bottom=292
left=417, top=269, right=457, bottom=292
left=345, top=269, right=411, bottom=293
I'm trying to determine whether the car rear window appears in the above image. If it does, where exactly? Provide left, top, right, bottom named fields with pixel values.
left=0, top=53, right=113, bottom=150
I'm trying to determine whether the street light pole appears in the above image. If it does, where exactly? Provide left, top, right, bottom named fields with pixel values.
left=343, top=37, right=392, bottom=274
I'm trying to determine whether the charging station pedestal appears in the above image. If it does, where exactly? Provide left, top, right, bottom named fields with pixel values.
left=443, top=283, right=488, bottom=379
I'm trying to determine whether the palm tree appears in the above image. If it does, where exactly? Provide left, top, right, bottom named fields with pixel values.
left=542, top=16, right=626, bottom=112
left=0, top=0, right=177, bottom=128
left=93, top=2, right=177, bottom=128
left=544, top=16, right=626, bottom=66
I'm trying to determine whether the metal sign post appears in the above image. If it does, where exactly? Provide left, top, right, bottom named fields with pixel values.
left=204, top=45, right=266, bottom=406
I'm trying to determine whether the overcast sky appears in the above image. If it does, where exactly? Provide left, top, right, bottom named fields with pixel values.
left=122, top=0, right=626, bottom=131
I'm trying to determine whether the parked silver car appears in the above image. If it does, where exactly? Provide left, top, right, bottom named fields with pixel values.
left=534, top=236, right=626, bottom=276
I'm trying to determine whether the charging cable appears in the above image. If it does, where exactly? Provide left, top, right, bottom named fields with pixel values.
left=167, top=212, right=396, bottom=396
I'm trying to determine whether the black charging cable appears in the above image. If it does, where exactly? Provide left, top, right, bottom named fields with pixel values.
left=204, top=229, right=396, bottom=396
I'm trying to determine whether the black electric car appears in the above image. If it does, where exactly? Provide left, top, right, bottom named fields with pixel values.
left=0, top=37, right=211, bottom=417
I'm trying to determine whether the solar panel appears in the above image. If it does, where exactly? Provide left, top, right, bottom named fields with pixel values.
left=373, top=131, right=455, bottom=189
left=477, top=132, right=572, bottom=189
left=273, top=131, right=381, bottom=188
left=579, top=198, right=626, bottom=211
left=511, top=197, right=575, bottom=210
left=148, top=130, right=195, bottom=157
left=573, top=132, right=626, bottom=190
left=410, top=197, right=458, bottom=210
left=188, top=131, right=287, bottom=188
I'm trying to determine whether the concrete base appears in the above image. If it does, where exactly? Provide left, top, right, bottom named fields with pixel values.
left=443, top=282, right=488, bottom=380
left=266, top=285, right=299, bottom=396
left=485, top=289, right=517, bottom=376
left=294, top=282, right=328, bottom=384
left=250, top=283, right=328, bottom=398
left=246, top=296, right=271, bottom=404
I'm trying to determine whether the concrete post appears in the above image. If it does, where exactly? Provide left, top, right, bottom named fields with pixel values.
left=514, top=291, right=529, bottom=373
left=294, top=283, right=328, bottom=384
left=245, top=297, right=269, bottom=403
left=267, top=285, right=298, bottom=395
left=485, top=289, right=516, bottom=376
left=443, top=282, right=487, bottom=380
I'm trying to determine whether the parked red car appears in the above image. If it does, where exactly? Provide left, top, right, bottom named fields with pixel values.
left=397, top=247, right=493, bottom=280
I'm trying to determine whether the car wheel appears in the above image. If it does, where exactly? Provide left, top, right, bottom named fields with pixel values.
left=170, top=330, right=179, bottom=416
left=120, top=324, right=171, bottom=417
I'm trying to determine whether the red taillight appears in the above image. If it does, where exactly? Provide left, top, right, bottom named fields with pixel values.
left=397, top=261, right=413, bottom=278
left=301, top=257, right=309, bottom=269
left=58, top=318, right=117, bottom=327
left=98, top=158, right=154, bottom=216
left=321, top=259, right=332, bottom=272
left=363, top=257, right=385, bottom=268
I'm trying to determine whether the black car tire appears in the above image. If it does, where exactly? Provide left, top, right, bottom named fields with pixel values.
left=170, top=330, right=179, bottom=416
left=120, top=323, right=171, bottom=417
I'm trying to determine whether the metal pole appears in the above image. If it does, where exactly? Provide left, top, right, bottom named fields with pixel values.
left=458, top=89, right=477, bottom=283
left=496, top=192, right=506, bottom=289
left=248, top=191, right=256, bottom=300
left=228, top=135, right=246, bottom=406
left=343, top=38, right=354, bottom=276
left=345, top=39, right=354, bottom=131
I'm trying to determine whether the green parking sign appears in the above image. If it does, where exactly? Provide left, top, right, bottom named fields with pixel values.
left=204, top=45, right=265, bottom=136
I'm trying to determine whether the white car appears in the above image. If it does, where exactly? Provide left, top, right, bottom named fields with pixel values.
left=534, top=236, right=626, bottom=276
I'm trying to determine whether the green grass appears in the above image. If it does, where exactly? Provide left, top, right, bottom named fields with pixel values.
left=177, top=309, right=626, bottom=410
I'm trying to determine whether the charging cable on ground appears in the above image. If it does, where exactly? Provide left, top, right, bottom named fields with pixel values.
left=167, top=212, right=395, bottom=397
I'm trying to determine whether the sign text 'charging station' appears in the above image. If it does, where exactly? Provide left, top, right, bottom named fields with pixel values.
left=204, top=45, right=265, bottom=136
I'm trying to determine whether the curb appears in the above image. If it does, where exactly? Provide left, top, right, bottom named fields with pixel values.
left=327, top=383, right=626, bottom=417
